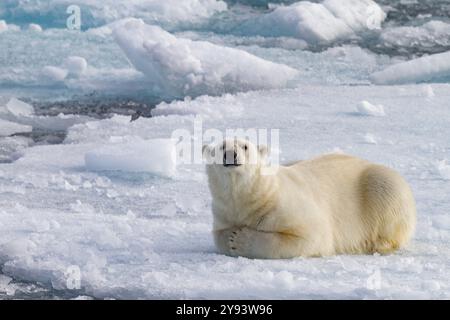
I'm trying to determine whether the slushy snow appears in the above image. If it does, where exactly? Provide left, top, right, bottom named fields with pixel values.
left=371, top=51, right=450, bottom=85
left=113, top=19, right=298, bottom=99
left=241, top=0, right=385, bottom=43
left=85, top=137, right=176, bottom=177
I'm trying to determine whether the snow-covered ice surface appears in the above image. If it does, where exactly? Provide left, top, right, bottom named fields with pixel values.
left=1, top=85, right=450, bottom=299
left=1, top=0, right=450, bottom=299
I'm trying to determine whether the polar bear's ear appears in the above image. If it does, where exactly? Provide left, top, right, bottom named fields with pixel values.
left=258, top=145, right=268, bottom=158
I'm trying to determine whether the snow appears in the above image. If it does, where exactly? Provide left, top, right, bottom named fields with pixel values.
left=0, top=20, right=7, bottom=33
left=64, top=56, right=88, bottom=78
left=0, top=136, right=33, bottom=163
left=0, top=119, right=32, bottom=137
left=85, top=137, right=177, bottom=177
left=41, top=66, right=68, bottom=82
left=356, top=100, right=385, bottom=116
left=241, top=0, right=385, bottom=43
left=1, top=84, right=450, bottom=299
left=113, top=19, right=298, bottom=99
left=371, top=51, right=450, bottom=85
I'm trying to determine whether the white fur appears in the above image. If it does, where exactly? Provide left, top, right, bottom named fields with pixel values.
left=204, top=139, right=416, bottom=259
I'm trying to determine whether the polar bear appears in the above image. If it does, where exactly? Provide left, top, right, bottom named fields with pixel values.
left=203, top=138, right=416, bottom=259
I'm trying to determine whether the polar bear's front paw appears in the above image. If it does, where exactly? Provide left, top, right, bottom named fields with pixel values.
left=228, top=227, right=253, bottom=257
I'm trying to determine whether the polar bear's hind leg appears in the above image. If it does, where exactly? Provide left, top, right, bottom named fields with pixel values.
left=359, top=165, right=416, bottom=254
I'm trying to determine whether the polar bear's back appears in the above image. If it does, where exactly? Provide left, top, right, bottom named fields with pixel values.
left=280, top=153, right=416, bottom=254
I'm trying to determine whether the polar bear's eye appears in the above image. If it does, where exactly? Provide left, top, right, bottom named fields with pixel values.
left=244, top=145, right=248, bottom=151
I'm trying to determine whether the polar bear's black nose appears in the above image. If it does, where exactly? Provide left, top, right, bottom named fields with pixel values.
left=223, top=150, right=238, bottom=166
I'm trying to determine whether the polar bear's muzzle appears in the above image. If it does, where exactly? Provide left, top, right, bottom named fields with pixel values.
left=223, top=150, right=241, bottom=167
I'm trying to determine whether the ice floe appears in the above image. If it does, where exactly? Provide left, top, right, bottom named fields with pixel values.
left=113, top=18, right=298, bottom=98
left=371, top=51, right=450, bottom=84
left=85, top=137, right=177, bottom=177
left=0, top=0, right=227, bottom=30
left=240, top=0, right=386, bottom=43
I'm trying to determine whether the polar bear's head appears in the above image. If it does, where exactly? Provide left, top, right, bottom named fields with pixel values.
left=203, top=138, right=268, bottom=176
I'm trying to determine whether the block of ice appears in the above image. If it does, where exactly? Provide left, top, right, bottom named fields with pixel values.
left=85, top=137, right=176, bottom=177
left=28, top=23, right=43, bottom=32
left=41, top=66, right=68, bottom=82
left=0, top=20, right=7, bottom=33
left=0, top=136, right=33, bottom=163
left=437, top=160, right=450, bottom=180
left=0, top=0, right=227, bottom=30
left=379, top=21, right=450, bottom=53
left=356, top=100, right=385, bottom=116
left=0, top=119, right=32, bottom=136
left=6, top=98, right=34, bottom=117
left=240, top=0, right=385, bottom=43
left=371, top=51, right=450, bottom=85
left=113, top=19, right=298, bottom=98
left=64, top=56, right=88, bottom=77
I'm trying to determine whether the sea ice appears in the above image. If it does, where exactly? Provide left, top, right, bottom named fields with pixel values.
left=85, top=137, right=177, bottom=177
left=0, top=99, right=92, bottom=131
left=113, top=18, right=298, bottom=98
left=437, top=160, right=450, bottom=180
left=240, top=0, right=385, bottom=43
left=5, top=98, right=34, bottom=117
left=0, top=20, right=7, bottom=33
left=0, top=119, right=32, bottom=137
left=64, top=56, right=88, bottom=78
left=0, top=0, right=227, bottom=30
left=356, top=100, right=385, bottom=116
left=28, top=23, right=43, bottom=32
left=41, top=66, right=68, bottom=82
left=1, top=85, right=450, bottom=299
left=0, top=20, right=20, bottom=33
left=371, top=51, right=450, bottom=85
